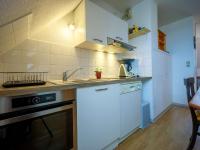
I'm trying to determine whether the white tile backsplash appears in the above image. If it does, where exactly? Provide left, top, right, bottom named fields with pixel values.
left=1, top=49, right=22, bottom=64
left=25, top=63, right=38, bottom=72
left=3, top=63, right=25, bottom=72
left=0, top=8, right=122, bottom=81
left=0, top=39, right=120, bottom=80
left=37, top=42, right=51, bottom=54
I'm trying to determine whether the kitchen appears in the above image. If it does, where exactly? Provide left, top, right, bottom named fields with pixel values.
left=0, top=0, right=199, bottom=150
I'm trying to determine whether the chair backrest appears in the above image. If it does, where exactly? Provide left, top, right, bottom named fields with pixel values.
left=184, top=77, right=195, bottom=102
left=184, top=77, right=198, bottom=123
left=197, top=76, right=200, bottom=89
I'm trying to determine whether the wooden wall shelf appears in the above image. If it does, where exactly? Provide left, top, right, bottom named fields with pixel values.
left=129, top=28, right=150, bottom=40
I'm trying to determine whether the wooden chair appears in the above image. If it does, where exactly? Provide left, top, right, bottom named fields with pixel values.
left=184, top=77, right=200, bottom=150
left=197, top=76, right=200, bottom=89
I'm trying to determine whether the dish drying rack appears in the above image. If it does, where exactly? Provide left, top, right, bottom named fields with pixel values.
left=0, top=72, right=48, bottom=88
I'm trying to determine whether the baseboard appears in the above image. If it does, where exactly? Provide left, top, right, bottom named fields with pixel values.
left=152, top=104, right=173, bottom=123
left=119, top=127, right=140, bottom=143
left=103, top=139, right=119, bottom=150
left=173, top=103, right=188, bottom=108
left=152, top=103, right=188, bottom=123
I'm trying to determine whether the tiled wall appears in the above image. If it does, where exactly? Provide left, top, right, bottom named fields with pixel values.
left=0, top=14, right=29, bottom=55
left=0, top=39, right=120, bottom=82
left=0, top=0, right=131, bottom=83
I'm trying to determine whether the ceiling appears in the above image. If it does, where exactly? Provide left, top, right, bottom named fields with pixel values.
left=100, top=0, right=200, bottom=26
left=0, top=0, right=200, bottom=31
left=0, top=0, right=81, bottom=53
left=0, top=0, right=81, bottom=32
left=97, top=0, right=143, bottom=13
left=156, top=0, right=200, bottom=26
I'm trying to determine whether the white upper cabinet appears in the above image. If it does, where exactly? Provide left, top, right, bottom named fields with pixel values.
left=107, top=13, right=128, bottom=43
left=85, top=0, right=108, bottom=45
left=74, top=0, right=128, bottom=52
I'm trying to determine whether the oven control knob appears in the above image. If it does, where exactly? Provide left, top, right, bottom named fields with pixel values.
left=32, top=97, right=41, bottom=104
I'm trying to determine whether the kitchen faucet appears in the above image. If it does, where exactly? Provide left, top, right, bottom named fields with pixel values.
left=63, top=68, right=83, bottom=81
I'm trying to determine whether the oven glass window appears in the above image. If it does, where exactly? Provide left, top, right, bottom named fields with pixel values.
left=0, top=109, right=73, bottom=150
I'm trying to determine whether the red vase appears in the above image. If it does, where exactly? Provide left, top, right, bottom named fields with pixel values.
left=95, top=71, right=102, bottom=79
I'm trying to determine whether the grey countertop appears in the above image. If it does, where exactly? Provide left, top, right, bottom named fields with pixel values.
left=0, top=77, right=152, bottom=97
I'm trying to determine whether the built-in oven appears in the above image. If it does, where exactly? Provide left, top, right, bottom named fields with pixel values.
left=0, top=89, right=76, bottom=150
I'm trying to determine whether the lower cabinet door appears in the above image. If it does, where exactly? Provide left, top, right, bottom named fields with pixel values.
left=77, top=84, right=120, bottom=150
left=120, top=90, right=141, bottom=138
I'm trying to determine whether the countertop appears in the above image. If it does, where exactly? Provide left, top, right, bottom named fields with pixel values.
left=0, top=77, right=151, bottom=97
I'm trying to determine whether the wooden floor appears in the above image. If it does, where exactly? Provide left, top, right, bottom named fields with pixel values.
left=118, top=106, right=200, bottom=150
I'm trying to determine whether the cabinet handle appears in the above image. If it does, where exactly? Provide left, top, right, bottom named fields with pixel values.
left=116, top=37, right=123, bottom=41
left=93, top=38, right=103, bottom=43
left=130, top=86, right=135, bottom=88
left=95, top=88, right=108, bottom=92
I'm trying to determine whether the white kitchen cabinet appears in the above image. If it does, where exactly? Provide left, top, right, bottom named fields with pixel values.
left=85, top=0, right=108, bottom=45
left=74, top=0, right=128, bottom=52
left=77, top=84, right=120, bottom=150
left=152, top=50, right=172, bottom=118
left=107, top=14, right=128, bottom=43
left=119, top=82, right=142, bottom=140
left=74, top=0, right=109, bottom=48
left=120, top=91, right=141, bottom=137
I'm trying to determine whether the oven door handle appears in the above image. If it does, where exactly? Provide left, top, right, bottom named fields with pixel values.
left=0, top=104, right=73, bottom=127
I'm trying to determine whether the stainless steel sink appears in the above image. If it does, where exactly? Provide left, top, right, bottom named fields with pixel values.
left=48, top=80, right=75, bottom=85
left=69, top=79, right=109, bottom=83
left=48, top=79, right=96, bottom=85
left=49, top=78, right=119, bottom=85
left=78, top=78, right=123, bottom=83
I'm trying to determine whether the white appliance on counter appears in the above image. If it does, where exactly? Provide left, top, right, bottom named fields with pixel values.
left=120, top=82, right=142, bottom=141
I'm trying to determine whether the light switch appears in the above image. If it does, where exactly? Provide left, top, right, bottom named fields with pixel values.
left=186, top=61, right=190, bottom=67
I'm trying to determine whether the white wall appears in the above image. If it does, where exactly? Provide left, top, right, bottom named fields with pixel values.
left=151, top=0, right=172, bottom=118
left=128, top=0, right=154, bottom=119
left=0, top=1, right=120, bottom=82
left=161, top=17, right=195, bottom=105
left=128, top=0, right=172, bottom=120
left=128, top=0, right=152, bottom=77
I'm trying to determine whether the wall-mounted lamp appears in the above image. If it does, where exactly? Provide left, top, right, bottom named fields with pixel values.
left=68, top=23, right=75, bottom=31
left=62, top=23, right=75, bottom=37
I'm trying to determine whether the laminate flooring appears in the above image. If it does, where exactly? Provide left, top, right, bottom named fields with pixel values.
left=118, top=106, right=200, bottom=150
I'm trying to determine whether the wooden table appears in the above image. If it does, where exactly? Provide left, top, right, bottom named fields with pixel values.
left=189, top=89, right=200, bottom=110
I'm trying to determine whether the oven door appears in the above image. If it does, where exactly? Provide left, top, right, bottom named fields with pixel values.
left=0, top=103, right=74, bottom=150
